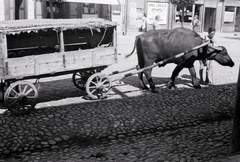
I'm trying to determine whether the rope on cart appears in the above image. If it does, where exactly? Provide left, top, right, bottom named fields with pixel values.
left=97, top=28, right=108, bottom=47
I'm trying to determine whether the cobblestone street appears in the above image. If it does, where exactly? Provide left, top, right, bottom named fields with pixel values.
left=0, top=30, right=239, bottom=162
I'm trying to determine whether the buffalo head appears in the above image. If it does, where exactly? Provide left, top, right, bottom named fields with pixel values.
left=207, top=46, right=235, bottom=67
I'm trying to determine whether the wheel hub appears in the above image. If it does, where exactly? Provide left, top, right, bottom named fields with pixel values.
left=18, top=95, right=27, bottom=102
left=96, top=83, right=103, bottom=90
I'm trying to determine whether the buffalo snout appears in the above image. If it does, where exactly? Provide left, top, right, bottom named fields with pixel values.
left=229, top=60, right=235, bottom=67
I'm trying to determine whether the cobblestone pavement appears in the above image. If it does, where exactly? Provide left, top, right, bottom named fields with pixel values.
left=0, top=31, right=239, bottom=161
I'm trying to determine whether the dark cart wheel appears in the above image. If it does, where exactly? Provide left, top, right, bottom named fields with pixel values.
left=4, top=81, right=38, bottom=116
left=72, top=71, right=95, bottom=90
left=86, top=73, right=112, bottom=99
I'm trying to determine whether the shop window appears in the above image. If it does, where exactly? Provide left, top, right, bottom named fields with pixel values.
left=224, top=6, right=235, bottom=24
left=83, top=3, right=98, bottom=14
left=175, top=6, right=192, bottom=23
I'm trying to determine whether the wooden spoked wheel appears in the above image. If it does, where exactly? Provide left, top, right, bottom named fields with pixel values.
left=72, top=71, right=95, bottom=90
left=4, top=81, right=38, bottom=115
left=86, top=73, right=112, bottom=99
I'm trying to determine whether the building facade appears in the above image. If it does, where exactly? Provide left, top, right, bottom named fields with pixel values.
left=125, top=0, right=240, bottom=32
left=0, top=0, right=114, bottom=21
left=1, top=0, right=240, bottom=33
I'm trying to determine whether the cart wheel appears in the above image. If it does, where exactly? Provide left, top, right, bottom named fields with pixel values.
left=72, top=71, right=95, bottom=90
left=4, top=81, right=38, bottom=116
left=86, top=73, right=112, bottom=99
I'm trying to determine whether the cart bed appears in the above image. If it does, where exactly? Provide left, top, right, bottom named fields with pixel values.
left=0, top=18, right=117, bottom=80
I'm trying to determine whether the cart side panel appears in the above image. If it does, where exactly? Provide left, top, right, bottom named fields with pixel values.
left=64, top=50, right=93, bottom=70
left=36, top=50, right=94, bottom=75
left=36, top=53, right=64, bottom=75
left=92, top=47, right=117, bottom=66
left=64, top=47, right=116, bottom=69
left=3, top=46, right=117, bottom=80
left=3, top=57, right=35, bottom=80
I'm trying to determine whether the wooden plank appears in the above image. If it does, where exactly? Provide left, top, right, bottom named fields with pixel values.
left=64, top=49, right=93, bottom=70
left=0, top=33, right=5, bottom=79
left=60, top=30, right=65, bottom=52
left=36, top=53, right=64, bottom=75
left=113, top=27, right=118, bottom=63
left=4, top=57, right=35, bottom=79
left=93, top=47, right=117, bottom=66
left=0, top=33, right=7, bottom=59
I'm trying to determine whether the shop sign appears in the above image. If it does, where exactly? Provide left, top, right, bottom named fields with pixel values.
left=147, top=2, right=168, bottom=24
left=224, top=11, right=234, bottom=22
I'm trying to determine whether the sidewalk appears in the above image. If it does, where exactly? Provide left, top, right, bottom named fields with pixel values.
left=221, top=154, right=240, bottom=162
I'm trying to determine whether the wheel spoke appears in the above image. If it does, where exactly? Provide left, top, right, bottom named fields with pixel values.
left=96, top=77, right=100, bottom=83
left=76, top=73, right=81, bottom=77
left=25, top=88, right=34, bottom=95
left=15, top=103, right=21, bottom=111
left=89, top=86, right=96, bottom=89
left=99, top=76, right=103, bottom=82
left=11, top=88, right=19, bottom=96
left=18, top=85, right=22, bottom=93
left=90, top=88, right=96, bottom=94
left=90, top=81, right=97, bottom=86
left=8, top=96, right=19, bottom=100
left=22, top=84, right=29, bottom=94
left=75, top=78, right=82, bottom=82
left=9, top=100, right=19, bottom=107
left=102, top=79, right=109, bottom=84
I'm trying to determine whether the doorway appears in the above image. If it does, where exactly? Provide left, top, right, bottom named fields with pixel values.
left=204, top=7, right=216, bottom=32
left=235, top=7, right=240, bottom=32
left=194, top=4, right=202, bottom=32
left=15, top=0, right=25, bottom=19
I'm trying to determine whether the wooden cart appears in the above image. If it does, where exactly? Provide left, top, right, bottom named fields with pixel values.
left=0, top=18, right=117, bottom=115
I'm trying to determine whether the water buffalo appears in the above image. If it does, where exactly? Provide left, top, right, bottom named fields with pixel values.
left=126, top=28, right=235, bottom=93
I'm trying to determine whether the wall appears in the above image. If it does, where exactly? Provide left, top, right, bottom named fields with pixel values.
left=35, top=1, right=43, bottom=19
left=27, top=0, right=35, bottom=19
left=0, top=0, right=4, bottom=20
left=222, top=0, right=240, bottom=32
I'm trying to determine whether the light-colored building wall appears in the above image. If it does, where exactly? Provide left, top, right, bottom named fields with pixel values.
left=27, top=0, right=35, bottom=19
left=1, top=0, right=240, bottom=33
left=0, top=0, right=5, bottom=20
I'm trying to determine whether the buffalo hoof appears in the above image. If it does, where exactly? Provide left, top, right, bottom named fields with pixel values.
left=167, top=81, right=176, bottom=90
left=199, top=80, right=207, bottom=85
left=151, top=88, right=159, bottom=93
left=140, top=86, right=149, bottom=90
left=193, top=83, right=201, bottom=89
left=205, top=79, right=211, bottom=85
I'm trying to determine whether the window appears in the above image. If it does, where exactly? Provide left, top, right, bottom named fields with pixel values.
left=175, top=6, right=192, bottom=23
left=83, top=3, right=98, bottom=14
left=224, top=6, right=235, bottom=24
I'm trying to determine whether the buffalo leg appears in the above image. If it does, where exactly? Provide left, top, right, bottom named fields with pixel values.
left=188, top=66, right=201, bottom=89
left=167, top=62, right=186, bottom=89
left=137, top=65, right=149, bottom=90
left=143, top=68, right=158, bottom=93
left=138, top=72, right=149, bottom=90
